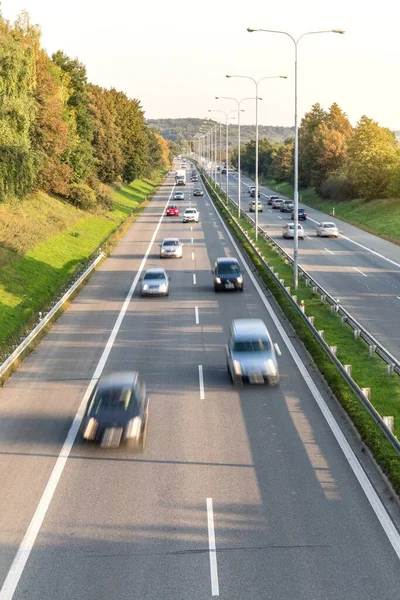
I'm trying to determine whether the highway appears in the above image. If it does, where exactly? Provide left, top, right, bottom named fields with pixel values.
left=217, top=170, right=400, bottom=360
left=0, top=167, right=399, bottom=599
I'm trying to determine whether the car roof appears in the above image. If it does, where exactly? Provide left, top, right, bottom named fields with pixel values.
left=216, top=256, right=239, bottom=265
left=144, top=268, right=167, bottom=276
left=162, top=237, right=180, bottom=243
left=321, top=221, right=336, bottom=226
left=231, top=319, right=269, bottom=340
left=184, top=208, right=197, bottom=212
left=97, top=371, right=139, bottom=389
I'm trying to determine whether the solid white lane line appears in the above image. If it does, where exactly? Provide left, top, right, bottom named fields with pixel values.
left=278, top=215, right=282, bottom=220
left=207, top=498, right=219, bottom=596
left=0, top=187, right=176, bottom=600
left=191, top=226, right=193, bottom=231
left=191, top=238, right=194, bottom=244
left=205, top=187, right=400, bottom=560
left=198, top=365, right=205, bottom=399
left=325, top=247, right=335, bottom=255
left=195, top=306, right=199, bottom=325
left=193, top=274, right=197, bottom=285
left=354, top=267, right=367, bottom=277
left=397, top=297, right=400, bottom=301
left=306, top=235, right=312, bottom=240
left=192, top=251, right=195, bottom=261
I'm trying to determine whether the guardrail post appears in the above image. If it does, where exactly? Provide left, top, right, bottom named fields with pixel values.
left=292, top=295, right=297, bottom=303
left=285, top=286, right=291, bottom=294
left=270, top=266, right=274, bottom=273
left=275, top=273, right=279, bottom=279
left=279, top=278, right=284, bottom=285
left=361, top=387, right=371, bottom=401
left=383, top=416, right=394, bottom=433
left=341, top=316, right=347, bottom=326
left=330, top=345, right=337, bottom=356
left=305, top=278, right=310, bottom=287
left=300, top=300, right=305, bottom=313
left=38, top=312, right=42, bottom=321
left=387, top=363, right=395, bottom=376
left=369, top=345, right=376, bottom=358
left=344, top=364, right=352, bottom=376
left=312, top=286, right=318, bottom=295
left=308, top=316, right=315, bottom=326
left=320, top=294, right=326, bottom=304
left=318, top=330, right=325, bottom=340
left=354, top=329, right=361, bottom=340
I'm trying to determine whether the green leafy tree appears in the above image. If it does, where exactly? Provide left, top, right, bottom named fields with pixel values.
left=271, top=138, right=294, bottom=183
left=346, top=116, right=400, bottom=200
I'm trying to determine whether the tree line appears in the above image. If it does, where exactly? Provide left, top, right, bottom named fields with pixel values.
left=232, top=102, right=400, bottom=201
left=0, top=12, right=172, bottom=209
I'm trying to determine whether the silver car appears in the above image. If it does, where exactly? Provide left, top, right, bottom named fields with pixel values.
left=226, top=319, right=279, bottom=385
left=174, top=191, right=185, bottom=200
left=141, top=268, right=169, bottom=296
left=282, top=223, right=305, bottom=239
left=159, top=238, right=183, bottom=258
left=316, top=221, right=339, bottom=238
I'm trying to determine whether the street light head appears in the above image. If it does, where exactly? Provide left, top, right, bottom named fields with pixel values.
left=280, top=76, right=288, bottom=79
left=215, top=96, right=220, bottom=99
left=332, top=29, right=345, bottom=34
left=226, top=74, right=232, bottom=78
left=247, top=27, right=258, bottom=32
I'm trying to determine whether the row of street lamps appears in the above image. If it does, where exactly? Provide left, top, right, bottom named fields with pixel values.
left=194, top=27, right=344, bottom=289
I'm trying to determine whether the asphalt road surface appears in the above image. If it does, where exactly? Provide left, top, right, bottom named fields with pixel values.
left=0, top=168, right=399, bottom=600
left=217, top=169, right=400, bottom=360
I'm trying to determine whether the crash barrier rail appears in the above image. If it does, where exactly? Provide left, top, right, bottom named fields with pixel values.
left=0, top=251, right=105, bottom=381
left=200, top=169, right=400, bottom=455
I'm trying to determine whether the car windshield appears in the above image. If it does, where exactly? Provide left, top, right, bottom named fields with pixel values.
left=233, top=339, right=271, bottom=352
left=218, top=262, right=240, bottom=275
left=185, top=210, right=196, bottom=214
left=163, top=240, right=179, bottom=246
left=90, top=386, right=138, bottom=413
left=143, top=272, right=166, bottom=280
left=322, top=223, right=335, bottom=228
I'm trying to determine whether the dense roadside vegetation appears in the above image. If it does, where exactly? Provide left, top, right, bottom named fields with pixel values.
left=200, top=169, right=400, bottom=497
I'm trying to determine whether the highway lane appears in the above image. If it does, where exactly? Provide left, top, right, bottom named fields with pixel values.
left=0, top=168, right=399, bottom=599
left=217, top=170, right=400, bottom=358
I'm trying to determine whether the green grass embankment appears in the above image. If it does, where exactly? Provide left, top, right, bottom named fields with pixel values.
left=202, top=171, right=400, bottom=497
left=262, top=177, right=400, bottom=245
left=0, top=170, right=166, bottom=360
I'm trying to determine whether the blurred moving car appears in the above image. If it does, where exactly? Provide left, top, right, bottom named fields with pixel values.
left=291, top=208, right=307, bottom=221
left=280, top=199, right=294, bottom=212
left=212, top=257, right=243, bottom=291
left=221, top=168, right=227, bottom=174
left=173, top=191, right=185, bottom=200
left=225, top=319, right=279, bottom=385
left=249, top=186, right=256, bottom=195
left=193, top=188, right=204, bottom=196
left=140, top=268, right=169, bottom=296
left=183, top=208, right=199, bottom=223
left=159, top=238, right=183, bottom=258
left=316, top=221, right=339, bottom=237
left=80, top=372, right=149, bottom=449
left=166, top=205, right=179, bottom=217
left=268, top=195, right=280, bottom=205
left=272, top=198, right=284, bottom=209
left=250, top=188, right=261, bottom=198
left=191, top=175, right=199, bottom=182
left=249, top=200, right=263, bottom=212
left=282, top=223, right=305, bottom=239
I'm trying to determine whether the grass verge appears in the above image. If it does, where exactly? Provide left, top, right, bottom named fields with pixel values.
left=202, top=171, right=400, bottom=498
left=0, top=170, right=167, bottom=362
left=262, top=177, right=400, bottom=245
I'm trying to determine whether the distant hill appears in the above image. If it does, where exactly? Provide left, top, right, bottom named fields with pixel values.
left=147, top=118, right=294, bottom=147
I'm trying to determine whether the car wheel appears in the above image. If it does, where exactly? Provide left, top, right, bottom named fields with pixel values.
left=214, top=286, right=219, bottom=292
left=239, top=286, right=244, bottom=292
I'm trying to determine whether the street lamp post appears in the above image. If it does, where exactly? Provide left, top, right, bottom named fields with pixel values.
left=247, top=27, right=344, bottom=287
left=226, top=75, right=287, bottom=240
left=216, top=96, right=262, bottom=218
left=209, top=109, right=239, bottom=204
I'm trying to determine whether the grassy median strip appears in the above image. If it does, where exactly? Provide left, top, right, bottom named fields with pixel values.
left=203, top=174, right=400, bottom=497
left=0, top=171, right=166, bottom=362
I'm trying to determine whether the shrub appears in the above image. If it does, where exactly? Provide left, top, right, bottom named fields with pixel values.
left=67, top=183, right=97, bottom=211
left=96, top=191, right=113, bottom=210
left=319, top=177, right=355, bottom=201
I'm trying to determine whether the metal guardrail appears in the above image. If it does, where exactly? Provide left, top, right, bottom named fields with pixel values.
left=200, top=169, right=400, bottom=454
left=0, top=251, right=105, bottom=381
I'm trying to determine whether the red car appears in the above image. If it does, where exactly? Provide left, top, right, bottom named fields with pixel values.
left=166, top=205, right=179, bottom=217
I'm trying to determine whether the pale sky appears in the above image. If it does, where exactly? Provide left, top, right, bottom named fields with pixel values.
left=3, top=0, right=400, bottom=130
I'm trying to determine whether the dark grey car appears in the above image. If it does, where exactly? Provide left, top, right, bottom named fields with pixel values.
left=80, top=372, right=149, bottom=449
left=212, top=257, right=243, bottom=291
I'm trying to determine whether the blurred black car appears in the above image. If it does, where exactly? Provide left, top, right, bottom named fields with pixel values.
left=212, top=257, right=244, bottom=292
left=249, top=189, right=260, bottom=198
left=291, top=208, right=307, bottom=221
left=80, top=372, right=149, bottom=449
